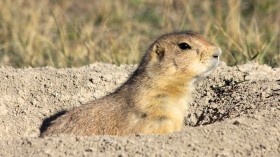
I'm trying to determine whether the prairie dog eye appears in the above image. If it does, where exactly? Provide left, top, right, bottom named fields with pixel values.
left=178, top=42, right=191, bottom=50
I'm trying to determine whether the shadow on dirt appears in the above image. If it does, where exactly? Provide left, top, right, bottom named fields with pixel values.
left=40, top=110, right=67, bottom=135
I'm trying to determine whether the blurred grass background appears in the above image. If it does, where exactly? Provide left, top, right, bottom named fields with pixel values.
left=0, top=0, right=279, bottom=68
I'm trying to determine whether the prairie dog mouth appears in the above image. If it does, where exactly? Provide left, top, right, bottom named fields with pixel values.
left=210, top=47, right=222, bottom=70
left=212, top=48, right=222, bottom=62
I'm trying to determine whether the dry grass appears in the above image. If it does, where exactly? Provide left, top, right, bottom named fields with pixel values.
left=0, top=0, right=279, bottom=68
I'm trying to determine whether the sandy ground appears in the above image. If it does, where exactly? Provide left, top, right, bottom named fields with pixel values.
left=0, top=62, right=279, bottom=157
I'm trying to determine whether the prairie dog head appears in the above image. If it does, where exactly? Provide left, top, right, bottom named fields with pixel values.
left=142, top=31, right=222, bottom=82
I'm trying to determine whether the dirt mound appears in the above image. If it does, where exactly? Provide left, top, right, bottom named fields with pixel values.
left=0, top=62, right=279, bottom=156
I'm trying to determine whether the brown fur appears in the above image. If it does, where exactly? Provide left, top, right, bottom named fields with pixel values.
left=41, top=31, right=222, bottom=136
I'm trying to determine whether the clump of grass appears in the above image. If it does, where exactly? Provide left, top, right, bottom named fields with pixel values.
left=0, top=0, right=279, bottom=68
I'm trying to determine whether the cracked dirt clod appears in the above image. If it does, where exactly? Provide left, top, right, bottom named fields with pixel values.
left=0, top=62, right=279, bottom=157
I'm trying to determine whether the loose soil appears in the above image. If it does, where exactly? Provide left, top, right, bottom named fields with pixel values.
left=0, top=62, right=279, bottom=156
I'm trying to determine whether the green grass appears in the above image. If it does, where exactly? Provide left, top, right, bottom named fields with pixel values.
left=0, top=0, right=279, bottom=68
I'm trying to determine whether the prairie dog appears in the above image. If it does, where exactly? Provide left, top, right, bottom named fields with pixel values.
left=41, top=31, right=222, bottom=136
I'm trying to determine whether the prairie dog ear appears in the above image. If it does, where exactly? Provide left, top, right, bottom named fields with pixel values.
left=150, top=44, right=165, bottom=63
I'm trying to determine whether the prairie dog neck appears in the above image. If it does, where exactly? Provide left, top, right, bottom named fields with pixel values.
left=115, top=68, right=193, bottom=113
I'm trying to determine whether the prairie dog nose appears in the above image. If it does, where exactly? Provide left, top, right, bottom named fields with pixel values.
left=212, top=47, right=222, bottom=59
